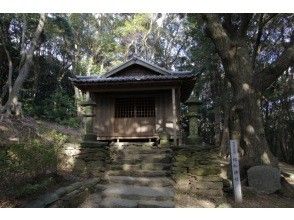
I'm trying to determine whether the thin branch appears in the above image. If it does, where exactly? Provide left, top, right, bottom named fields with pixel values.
left=18, top=15, right=28, bottom=71
left=222, top=14, right=236, bottom=37
left=239, top=14, right=253, bottom=37
left=253, top=42, right=294, bottom=92
left=252, top=14, right=264, bottom=71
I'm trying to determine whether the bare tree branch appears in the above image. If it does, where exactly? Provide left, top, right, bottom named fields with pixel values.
left=202, top=14, right=232, bottom=61
left=221, top=14, right=236, bottom=37
left=239, top=14, right=253, bottom=37
left=252, top=14, right=264, bottom=71
left=18, top=14, right=27, bottom=71
left=253, top=42, right=294, bottom=92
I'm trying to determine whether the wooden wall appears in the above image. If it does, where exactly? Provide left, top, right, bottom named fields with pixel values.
left=92, top=89, right=180, bottom=140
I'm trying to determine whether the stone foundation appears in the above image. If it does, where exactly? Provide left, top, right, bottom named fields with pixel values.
left=24, top=178, right=104, bottom=208
left=58, top=142, right=109, bottom=180
left=172, top=145, right=226, bottom=206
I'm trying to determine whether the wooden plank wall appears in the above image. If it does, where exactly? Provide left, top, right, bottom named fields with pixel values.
left=93, top=90, right=179, bottom=139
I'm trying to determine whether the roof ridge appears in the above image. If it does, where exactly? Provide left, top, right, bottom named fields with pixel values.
left=102, top=56, right=193, bottom=78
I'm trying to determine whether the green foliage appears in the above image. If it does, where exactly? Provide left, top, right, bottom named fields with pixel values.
left=116, top=14, right=149, bottom=36
left=45, top=129, right=69, bottom=145
left=3, top=140, right=57, bottom=173
left=31, top=89, right=80, bottom=128
left=0, top=140, right=57, bottom=195
left=13, top=177, right=55, bottom=198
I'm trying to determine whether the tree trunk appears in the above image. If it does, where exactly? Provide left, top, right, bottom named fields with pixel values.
left=1, top=14, right=46, bottom=116
left=226, top=48, right=278, bottom=167
left=72, top=43, right=83, bottom=118
left=220, top=104, right=230, bottom=156
left=237, top=92, right=278, bottom=167
left=202, top=14, right=279, bottom=168
left=0, top=42, right=13, bottom=109
left=214, top=106, right=222, bottom=146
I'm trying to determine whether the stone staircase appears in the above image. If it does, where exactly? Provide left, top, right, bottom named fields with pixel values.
left=100, top=142, right=175, bottom=208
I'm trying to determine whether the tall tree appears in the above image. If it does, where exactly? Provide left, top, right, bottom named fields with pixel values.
left=0, top=13, right=46, bottom=116
left=201, top=14, right=294, bottom=168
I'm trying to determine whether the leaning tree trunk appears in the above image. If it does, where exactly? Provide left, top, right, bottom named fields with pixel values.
left=1, top=14, right=46, bottom=116
left=202, top=13, right=294, bottom=178
left=224, top=45, right=279, bottom=168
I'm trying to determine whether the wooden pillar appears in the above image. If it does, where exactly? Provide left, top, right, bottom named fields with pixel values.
left=172, top=88, right=177, bottom=146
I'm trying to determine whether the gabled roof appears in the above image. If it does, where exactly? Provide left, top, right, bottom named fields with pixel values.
left=103, top=56, right=191, bottom=78
left=70, top=57, right=196, bottom=102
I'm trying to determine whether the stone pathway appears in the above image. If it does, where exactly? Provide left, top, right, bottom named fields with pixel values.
left=27, top=142, right=226, bottom=208
left=93, top=142, right=175, bottom=208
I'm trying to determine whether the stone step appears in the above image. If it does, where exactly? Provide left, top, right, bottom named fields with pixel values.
left=100, top=197, right=137, bottom=208
left=106, top=176, right=174, bottom=187
left=110, top=142, right=156, bottom=147
left=190, top=181, right=223, bottom=190
left=111, top=153, right=173, bottom=163
left=106, top=170, right=171, bottom=177
left=99, top=197, right=174, bottom=208
left=190, top=188, right=224, bottom=198
left=110, top=148, right=173, bottom=155
left=111, top=151, right=173, bottom=157
left=110, top=163, right=172, bottom=171
left=138, top=200, right=174, bottom=208
left=101, top=184, right=174, bottom=201
left=109, top=145, right=173, bottom=153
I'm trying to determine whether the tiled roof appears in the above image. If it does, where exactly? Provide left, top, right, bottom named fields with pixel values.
left=70, top=72, right=195, bottom=84
left=69, top=57, right=196, bottom=102
left=102, top=56, right=191, bottom=77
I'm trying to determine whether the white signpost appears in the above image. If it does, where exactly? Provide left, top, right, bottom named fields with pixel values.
left=230, top=139, right=243, bottom=203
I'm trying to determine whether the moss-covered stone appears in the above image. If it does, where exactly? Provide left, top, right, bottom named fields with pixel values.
left=189, top=166, right=221, bottom=176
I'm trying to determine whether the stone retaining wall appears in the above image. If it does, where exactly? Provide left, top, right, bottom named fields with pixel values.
left=25, top=178, right=105, bottom=208
left=172, top=145, right=225, bottom=206
left=57, top=142, right=109, bottom=180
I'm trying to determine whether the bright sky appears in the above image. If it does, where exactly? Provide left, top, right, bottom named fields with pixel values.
left=0, top=0, right=293, bottom=13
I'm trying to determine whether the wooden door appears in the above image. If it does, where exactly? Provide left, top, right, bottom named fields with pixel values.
left=113, top=97, right=155, bottom=137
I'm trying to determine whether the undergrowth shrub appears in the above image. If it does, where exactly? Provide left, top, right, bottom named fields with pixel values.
left=24, top=89, right=80, bottom=128
left=0, top=140, right=57, bottom=197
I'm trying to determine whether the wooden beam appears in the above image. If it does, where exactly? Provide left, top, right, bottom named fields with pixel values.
left=172, top=88, right=177, bottom=146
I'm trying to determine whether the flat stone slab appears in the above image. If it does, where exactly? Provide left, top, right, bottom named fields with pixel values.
left=79, top=193, right=102, bottom=208
left=247, top=165, right=281, bottom=194
left=138, top=200, right=174, bottom=208
left=106, top=170, right=170, bottom=177
left=100, top=197, right=138, bottom=208
left=107, top=176, right=174, bottom=187
left=102, top=184, right=174, bottom=201
left=110, top=163, right=172, bottom=172
left=100, top=193, right=174, bottom=208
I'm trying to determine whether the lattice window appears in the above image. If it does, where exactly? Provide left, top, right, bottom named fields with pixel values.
left=136, top=97, right=155, bottom=117
left=115, top=97, right=155, bottom=118
left=115, top=98, right=135, bottom=118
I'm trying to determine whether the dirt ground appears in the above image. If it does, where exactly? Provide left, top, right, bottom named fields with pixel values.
left=225, top=191, right=294, bottom=208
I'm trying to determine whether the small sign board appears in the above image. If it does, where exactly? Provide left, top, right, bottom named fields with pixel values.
left=230, top=139, right=242, bottom=203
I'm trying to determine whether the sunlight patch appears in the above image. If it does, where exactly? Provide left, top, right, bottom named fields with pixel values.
left=261, top=152, right=271, bottom=164
left=246, top=125, right=255, bottom=134
left=0, top=125, right=8, bottom=131
left=9, top=137, right=19, bottom=142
